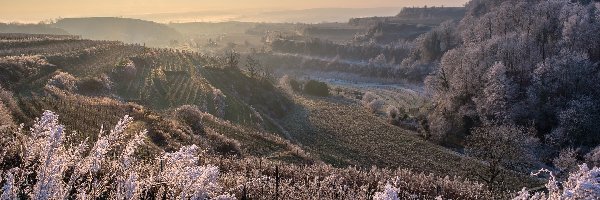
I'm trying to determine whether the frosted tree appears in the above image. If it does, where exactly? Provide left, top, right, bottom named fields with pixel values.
left=475, top=62, right=517, bottom=122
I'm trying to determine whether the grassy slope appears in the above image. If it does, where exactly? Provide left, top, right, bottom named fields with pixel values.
left=279, top=94, right=537, bottom=189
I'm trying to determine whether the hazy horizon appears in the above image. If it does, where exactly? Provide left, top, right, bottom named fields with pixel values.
left=1, top=0, right=469, bottom=23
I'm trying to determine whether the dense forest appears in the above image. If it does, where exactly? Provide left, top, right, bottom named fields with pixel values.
left=426, top=0, right=600, bottom=168
left=419, top=0, right=600, bottom=197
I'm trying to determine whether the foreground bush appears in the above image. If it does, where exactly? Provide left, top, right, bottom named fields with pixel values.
left=515, top=164, right=600, bottom=200
left=0, top=110, right=503, bottom=199
left=0, top=110, right=233, bottom=199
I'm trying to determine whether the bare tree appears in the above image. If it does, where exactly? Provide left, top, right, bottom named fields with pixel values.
left=224, top=50, right=240, bottom=71
left=466, top=122, right=539, bottom=190
left=245, top=55, right=261, bottom=78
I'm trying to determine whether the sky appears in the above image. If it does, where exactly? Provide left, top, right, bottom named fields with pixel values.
left=0, top=0, right=470, bottom=23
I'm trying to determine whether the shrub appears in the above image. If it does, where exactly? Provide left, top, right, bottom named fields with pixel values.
left=362, top=92, right=378, bottom=105
left=386, top=106, right=400, bottom=125
left=112, top=59, right=136, bottom=81
left=278, top=75, right=302, bottom=92
left=174, top=105, right=205, bottom=134
left=303, top=80, right=329, bottom=96
left=362, top=92, right=383, bottom=113
left=76, top=74, right=113, bottom=96
left=224, top=50, right=240, bottom=70
left=367, top=99, right=384, bottom=114
left=205, top=128, right=242, bottom=156
left=0, top=55, right=54, bottom=88
left=46, top=71, right=78, bottom=91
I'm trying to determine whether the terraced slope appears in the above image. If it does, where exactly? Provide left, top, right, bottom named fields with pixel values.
left=1, top=33, right=309, bottom=163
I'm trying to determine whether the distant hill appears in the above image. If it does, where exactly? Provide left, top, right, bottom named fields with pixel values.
left=130, top=7, right=403, bottom=24
left=0, top=23, right=69, bottom=35
left=252, top=7, right=403, bottom=23
left=349, top=6, right=466, bottom=26
left=54, top=17, right=183, bottom=46
left=395, top=7, right=466, bottom=20
left=168, top=21, right=257, bottom=35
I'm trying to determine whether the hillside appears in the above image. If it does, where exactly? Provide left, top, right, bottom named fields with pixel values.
left=0, top=33, right=509, bottom=199
left=349, top=6, right=466, bottom=26
left=0, top=23, right=69, bottom=35
left=2, top=0, right=600, bottom=199
left=54, top=17, right=183, bottom=46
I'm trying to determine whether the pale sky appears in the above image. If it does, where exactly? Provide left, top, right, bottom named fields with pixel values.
left=0, top=0, right=469, bottom=22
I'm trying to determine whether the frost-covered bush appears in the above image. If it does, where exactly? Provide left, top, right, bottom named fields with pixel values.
left=204, top=128, right=242, bottom=156
left=362, top=91, right=378, bottom=105
left=174, top=105, right=205, bottom=134
left=47, top=71, right=78, bottom=91
left=367, top=99, right=384, bottom=113
left=369, top=54, right=388, bottom=67
left=0, top=110, right=232, bottom=199
left=373, top=184, right=400, bottom=200
left=386, top=105, right=411, bottom=125
left=156, top=145, right=232, bottom=199
left=0, top=55, right=53, bottom=88
left=112, top=59, right=137, bottom=81
left=515, top=164, right=600, bottom=200
left=362, top=92, right=383, bottom=113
